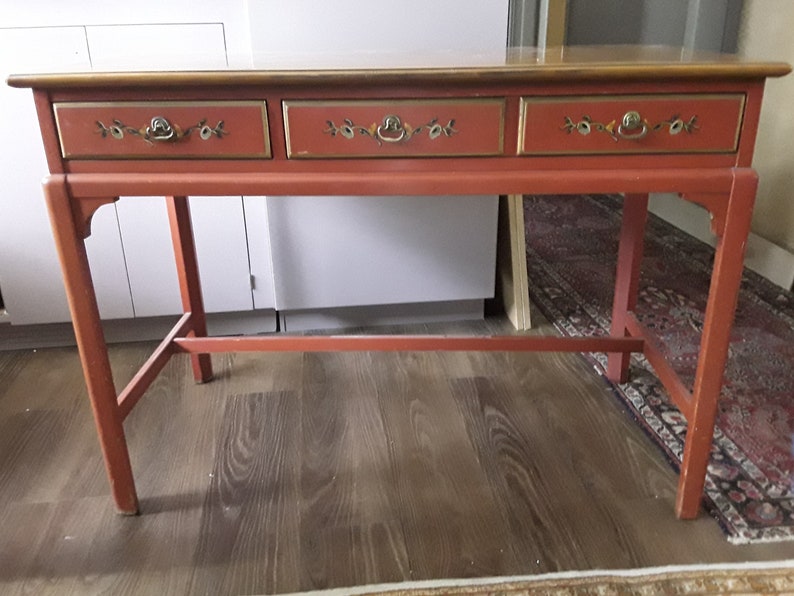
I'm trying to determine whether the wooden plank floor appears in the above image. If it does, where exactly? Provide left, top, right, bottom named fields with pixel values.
left=1, top=315, right=792, bottom=595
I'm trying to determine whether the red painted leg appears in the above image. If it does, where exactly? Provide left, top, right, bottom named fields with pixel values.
left=43, top=176, right=139, bottom=514
left=165, top=195, right=213, bottom=383
left=675, top=169, right=758, bottom=519
left=607, top=193, right=649, bottom=383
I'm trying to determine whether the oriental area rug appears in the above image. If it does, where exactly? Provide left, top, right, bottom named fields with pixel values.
left=284, top=560, right=794, bottom=595
left=522, top=194, right=794, bottom=544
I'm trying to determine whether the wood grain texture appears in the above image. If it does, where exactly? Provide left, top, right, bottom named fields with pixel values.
left=7, top=46, right=790, bottom=90
left=188, top=390, right=302, bottom=595
left=1, top=317, right=793, bottom=595
left=370, top=350, right=519, bottom=580
left=298, top=352, right=409, bottom=591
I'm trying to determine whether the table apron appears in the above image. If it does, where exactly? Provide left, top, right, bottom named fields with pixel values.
left=61, top=167, right=740, bottom=198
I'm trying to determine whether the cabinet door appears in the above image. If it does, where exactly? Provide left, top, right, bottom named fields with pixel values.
left=267, top=195, right=499, bottom=310
left=87, top=23, right=264, bottom=318
left=0, top=27, right=132, bottom=324
left=115, top=196, right=258, bottom=317
left=251, top=1, right=506, bottom=323
left=242, top=197, right=277, bottom=311
left=1, top=20, right=269, bottom=326
left=85, top=23, right=228, bottom=70
left=247, top=0, right=509, bottom=54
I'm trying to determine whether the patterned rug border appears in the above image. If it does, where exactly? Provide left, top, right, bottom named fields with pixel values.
left=523, top=194, right=794, bottom=544
left=281, top=559, right=794, bottom=595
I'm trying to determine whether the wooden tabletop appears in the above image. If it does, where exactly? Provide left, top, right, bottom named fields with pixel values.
left=7, top=46, right=791, bottom=89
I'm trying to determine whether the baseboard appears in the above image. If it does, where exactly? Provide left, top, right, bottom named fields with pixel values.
left=278, top=299, right=485, bottom=332
left=0, top=301, right=486, bottom=350
left=0, top=310, right=278, bottom=351
left=648, top=193, right=794, bottom=290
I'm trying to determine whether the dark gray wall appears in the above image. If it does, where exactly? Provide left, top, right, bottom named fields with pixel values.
left=565, top=0, right=742, bottom=52
left=683, top=0, right=743, bottom=52
left=508, top=0, right=540, bottom=47
left=508, top=0, right=742, bottom=51
left=566, top=0, right=688, bottom=46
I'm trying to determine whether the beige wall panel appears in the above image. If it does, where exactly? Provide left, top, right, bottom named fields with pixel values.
left=739, top=0, right=794, bottom=254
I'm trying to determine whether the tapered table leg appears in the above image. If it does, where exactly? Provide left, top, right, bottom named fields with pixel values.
left=43, top=175, right=139, bottom=514
left=166, top=195, right=213, bottom=383
left=675, top=169, right=758, bottom=519
left=607, top=193, right=649, bottom=383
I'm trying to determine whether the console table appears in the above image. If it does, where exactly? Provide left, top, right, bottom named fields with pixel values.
left=8, top=46, right=790, bottom=520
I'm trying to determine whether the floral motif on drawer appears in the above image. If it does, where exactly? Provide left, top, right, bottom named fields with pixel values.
left=283, top=99, right=505, bottom=158
left=519, top=94, right=745, bottom=155
left=54, top=101, right=271, bottom=159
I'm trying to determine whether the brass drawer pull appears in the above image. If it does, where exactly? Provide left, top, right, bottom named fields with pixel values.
left=562, top=112, right=698, bottom=142
left=96, top=116, right=228, bottom=145
left=325, top=114, right=457, bottom=146
left=617, top=111, right=648, bottom=140
left=147, top=116, right=177, bottom=142
left=376, top=115, right=407, bottom=143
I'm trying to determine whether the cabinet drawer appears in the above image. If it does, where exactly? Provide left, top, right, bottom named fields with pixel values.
left=283, top=99, right=505, bottom=158
left=519, top=94, right=745, bottom=156
left=54, top=101, right=271, bottom=159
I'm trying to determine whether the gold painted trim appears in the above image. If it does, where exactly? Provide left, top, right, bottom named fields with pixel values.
left=283, top=98, right=505, bottom=159
left=517, top=93, right=746, bottom=156
left=54, top=101, right=271, bottom=160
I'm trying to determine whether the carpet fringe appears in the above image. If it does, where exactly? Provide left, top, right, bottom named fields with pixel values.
left=278, top=559, right=794, bottom=595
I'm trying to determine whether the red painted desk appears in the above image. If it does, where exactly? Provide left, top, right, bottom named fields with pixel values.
left=8, top=46, right=790, bottom=519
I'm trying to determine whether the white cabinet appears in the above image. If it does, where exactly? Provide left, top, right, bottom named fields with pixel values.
left=268, top=195, right=499, bottom=310
left=87, top=204, right=136, bottom=320
left=114, top=196, right=274, bottom=317
left=242, top=197, right=278, bottom=311
left=247, top=0, right=509, bottom=54
left=250, top=0, right=508, bottom=329
left=85, top=22, right=274, bottom=321
left=1, top=1, right=507, bottom=335
left=85, top=23, right=228, bottom=71
left=0, top=20, right=276, bottom=330
left=0, top=26, right=132, bottom=324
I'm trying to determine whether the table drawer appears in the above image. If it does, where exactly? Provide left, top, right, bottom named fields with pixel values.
left=54, top=101, right=271, bottom=159
left=519, top=94, right=745, bottom=155
left=283, top=99, right=505, bottom=158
